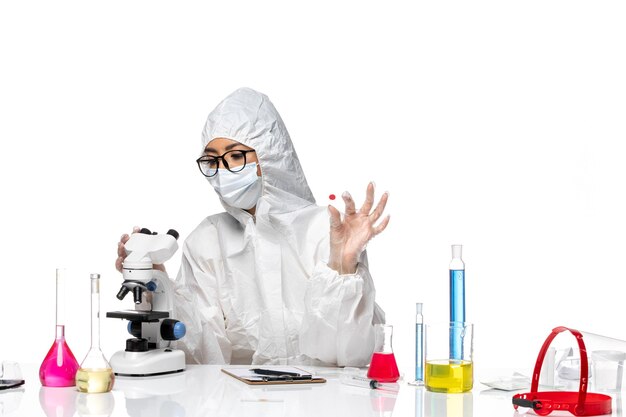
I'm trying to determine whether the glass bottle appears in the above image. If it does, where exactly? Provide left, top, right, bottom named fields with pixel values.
left=367, top=324, right=400, bottom=383
left=76, top=273, right=114, bottom=393
left=39, top=269, right=80, bottom=386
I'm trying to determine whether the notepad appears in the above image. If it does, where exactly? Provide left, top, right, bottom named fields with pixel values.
left=221, top=367, right=327, bottom=385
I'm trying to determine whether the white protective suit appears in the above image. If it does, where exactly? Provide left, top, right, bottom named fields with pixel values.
left=173, top=87, right=385, bottom=366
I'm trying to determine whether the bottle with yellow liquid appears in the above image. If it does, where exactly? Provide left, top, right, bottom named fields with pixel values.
left=424, top=322, right=473, bottom=393
left=425, top=359, right=473, bottom=393
left=76, top=273, right=114, bottom=393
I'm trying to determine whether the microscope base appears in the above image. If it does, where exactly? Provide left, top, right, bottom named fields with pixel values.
left=110, top=348, right=185, bottom=377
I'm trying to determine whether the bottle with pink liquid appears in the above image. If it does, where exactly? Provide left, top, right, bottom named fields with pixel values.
left=367, top=324, right=400, bottom=383
left=39, top=269, right=80, bottom=386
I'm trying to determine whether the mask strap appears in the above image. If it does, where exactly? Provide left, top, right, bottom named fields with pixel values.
left=530, top=326, right=589, bottom=415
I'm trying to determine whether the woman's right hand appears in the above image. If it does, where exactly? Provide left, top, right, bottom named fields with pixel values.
left=116, top=226, right=166, bottom=273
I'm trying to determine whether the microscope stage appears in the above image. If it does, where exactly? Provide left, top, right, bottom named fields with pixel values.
left=106, top=310, right=170, bottom=322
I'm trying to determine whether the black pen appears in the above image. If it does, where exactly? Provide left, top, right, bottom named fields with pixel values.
left=250, top=368, right=302, bottom=377
left=259, top=375, right=313, bottom=381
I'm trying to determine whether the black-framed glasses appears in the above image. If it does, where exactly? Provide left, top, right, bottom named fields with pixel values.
left=196, top=149, right=256, bottom=177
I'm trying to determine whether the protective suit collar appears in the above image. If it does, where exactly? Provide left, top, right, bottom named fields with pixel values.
left=202, top=88, right=316, bottom=226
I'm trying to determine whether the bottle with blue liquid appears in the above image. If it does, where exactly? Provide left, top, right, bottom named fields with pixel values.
left=450, top=244, right=465, bottom=360
left=409, top=302, right=425, bottom=386
left=415, top=302, right=424, bottom=384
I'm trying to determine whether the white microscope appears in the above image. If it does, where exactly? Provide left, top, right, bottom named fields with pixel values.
left=106, top=228, right=186, bottom=377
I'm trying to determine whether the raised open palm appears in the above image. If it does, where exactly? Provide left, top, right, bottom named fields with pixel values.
left=328, top=182, right=390, bottom=274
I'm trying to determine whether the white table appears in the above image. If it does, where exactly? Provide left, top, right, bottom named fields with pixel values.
left=1, top=364, right=623, bottom=416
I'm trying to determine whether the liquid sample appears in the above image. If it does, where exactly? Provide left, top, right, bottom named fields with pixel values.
left=416, top=322, right=424, bottom=381
left=450, top=269, right=465, bottom=360
left=367, top=352, right=400, bottom=383
left=39, top=325, right=80, bottom=387
left=75, top=368, right=114, bottom=393
left=425, top=360, right=473, bottom=393
left=76, top=274, right=114, bottom=392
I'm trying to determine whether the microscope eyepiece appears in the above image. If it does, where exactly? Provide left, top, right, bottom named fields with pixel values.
left=138, top=227, right=179, bottom=240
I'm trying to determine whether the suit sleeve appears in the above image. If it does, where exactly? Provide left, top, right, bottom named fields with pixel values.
left=298, top=251, right=385, bottom=366
left=173, top=240, right=232, bottom=364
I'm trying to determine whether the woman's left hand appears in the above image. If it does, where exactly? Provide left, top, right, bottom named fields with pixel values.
left=328, top=182, right=390, bottom=275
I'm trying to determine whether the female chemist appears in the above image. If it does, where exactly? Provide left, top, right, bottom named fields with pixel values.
left=116, top=88, right=390, bottom=366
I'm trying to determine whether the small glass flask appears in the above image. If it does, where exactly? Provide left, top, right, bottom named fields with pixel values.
left=367, top=324, right=400, bottom=383
left=76, top=273, right=114, bottom=393
left=39, top=269, right=80, bottom=386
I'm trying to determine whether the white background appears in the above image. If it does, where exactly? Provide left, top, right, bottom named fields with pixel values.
left=1, top=0, right=625, bottom=378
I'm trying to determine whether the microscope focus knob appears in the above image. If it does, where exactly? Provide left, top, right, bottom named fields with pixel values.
left=126, top=337, right=149, bottom=352
left=127, top=321, right=142, bottom=338
left=161, top=319, right=186, bottom=341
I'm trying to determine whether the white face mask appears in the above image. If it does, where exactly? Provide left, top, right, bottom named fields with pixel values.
left=208, top=163, right=262, bottom=210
